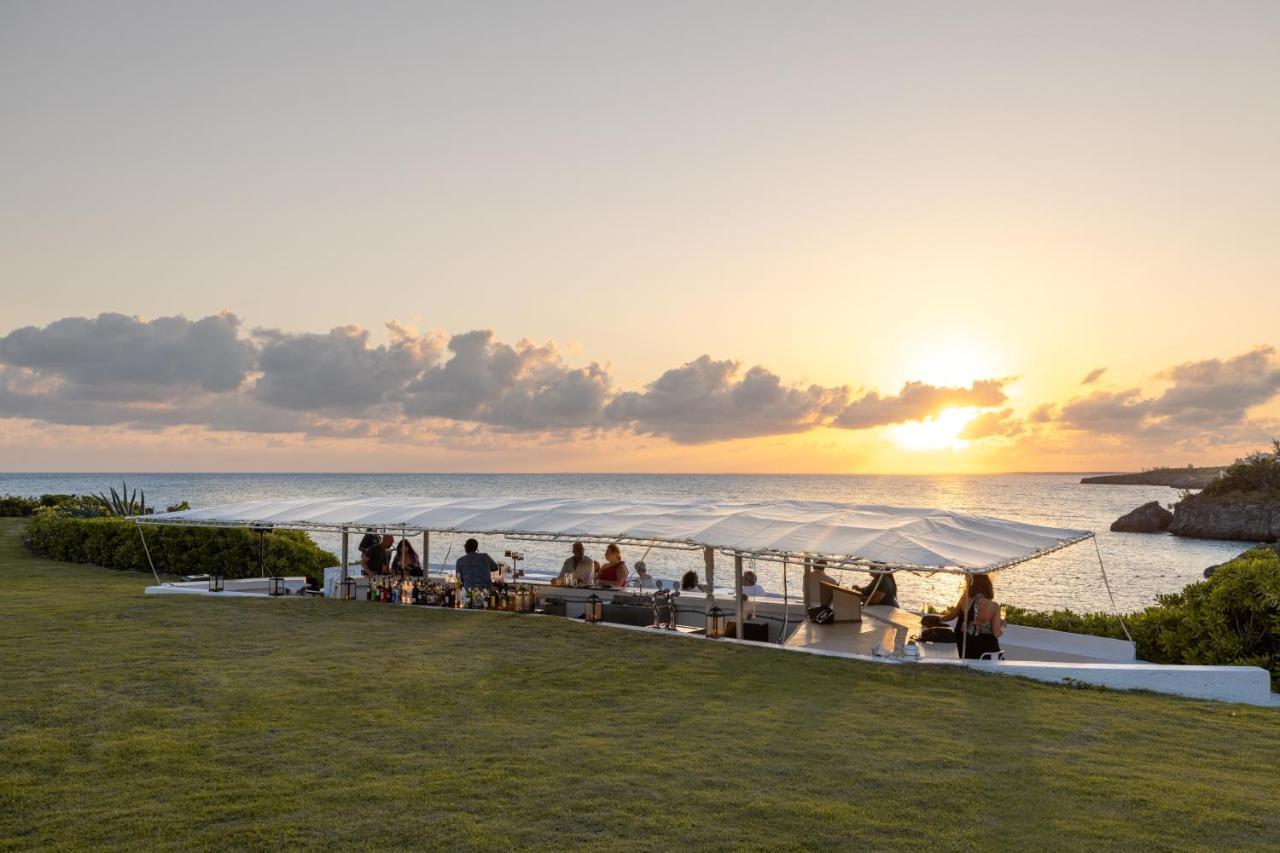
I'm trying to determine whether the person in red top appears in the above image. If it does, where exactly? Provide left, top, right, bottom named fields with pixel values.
left=595, top=543, right=629, bottom=588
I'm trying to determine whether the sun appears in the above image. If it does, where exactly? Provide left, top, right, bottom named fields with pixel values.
left=901, top=343, right=1002, bottom=388
left=888, top=407, right=980, bottom=452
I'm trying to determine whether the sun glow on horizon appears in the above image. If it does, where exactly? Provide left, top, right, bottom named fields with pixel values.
left=888, top=407, right=980, bottom=452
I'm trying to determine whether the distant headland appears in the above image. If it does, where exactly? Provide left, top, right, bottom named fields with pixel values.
left=1081, top=466, right=1226, bottom=489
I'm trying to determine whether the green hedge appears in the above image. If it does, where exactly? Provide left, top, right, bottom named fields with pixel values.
left=1, top=494, right=104, bottom=517
left=1009, top=546, right=1280, bottom=689
left=27, top=513, right=337, bottom=580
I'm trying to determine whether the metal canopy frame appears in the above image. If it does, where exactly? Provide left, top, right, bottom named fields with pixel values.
left=133, top=515, right=1094, bottom=576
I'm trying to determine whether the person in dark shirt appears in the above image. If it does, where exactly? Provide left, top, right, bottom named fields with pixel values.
left=358, top=528, right=382, bottom=576
left=855, top=570, right=899, bottom=608
left=455, top=537, right=497, bottom=589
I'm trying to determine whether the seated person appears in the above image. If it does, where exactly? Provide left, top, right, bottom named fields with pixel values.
left=680, top=570, right=709, bottom=593
left=854, top=570, right=900, bottom=608
left=741, top=570, right=765, bottom=597
left=559, top=542, right=596, bottom=587
left=595, top=543, right=629, bottom=588
left=938, top=574, right=1005, bottom=660
left=633, top=560, right=659, bottom=590
left=805, top=559, right=838, bottom=608
left=391, top=538, right=423, bottom=577
left=454, top=537, right=497, bottom=590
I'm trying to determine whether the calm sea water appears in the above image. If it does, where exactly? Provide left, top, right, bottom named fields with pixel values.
left=0, top=472, right=1246, bottom=614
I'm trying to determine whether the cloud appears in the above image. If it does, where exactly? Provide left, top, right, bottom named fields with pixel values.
left=832, top=379, right=1009, bottom=429
left=252, top=322, right=442, bottom=413
left=1150, top=347, right=1280, bottom=428
left=1080, top=367, right=1107, bottom=385
left=0, top=312, right=253, bottom=402
left=403, top=331, right=612, bottom=430
left=959, top=408, right=1023, bottom=440
left=1057, top=347, right=1280, bottom=441
left=604, top=356, right=848, bottom=444
left=1029, top=403, right=1056, bottom=423
left=13, top=311, right=1268, bottom=459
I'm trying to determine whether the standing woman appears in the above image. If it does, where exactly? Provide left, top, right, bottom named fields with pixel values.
left=392, top=538, right=423, bottom=577
left=941, top=574, right=1005, bottom=660
left=595, top=543, right=629, bottom=588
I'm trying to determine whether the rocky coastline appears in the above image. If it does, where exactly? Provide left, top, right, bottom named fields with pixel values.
left=1169, top=499, right=1280, bottom=543
left=1082, top=467, right=1225, bottom=489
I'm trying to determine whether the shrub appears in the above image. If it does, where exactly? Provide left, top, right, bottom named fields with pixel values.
left=1, top=494, right=104, bottom=517
left=1009, top=546, right=1280, bottom=689
left=27, top=513, right=337, bottom=579
left=1190, top=439, right=1280, bottom=504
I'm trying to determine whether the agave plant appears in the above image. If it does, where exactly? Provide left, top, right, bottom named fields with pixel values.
left=94, top=481, right=152, bottom=517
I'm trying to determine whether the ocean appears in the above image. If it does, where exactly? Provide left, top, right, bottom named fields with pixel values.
left=0, top=472, right=1245, bottom=614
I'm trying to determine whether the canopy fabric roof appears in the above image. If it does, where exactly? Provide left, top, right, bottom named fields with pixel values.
left=139, top=496, right=1093, bottom=573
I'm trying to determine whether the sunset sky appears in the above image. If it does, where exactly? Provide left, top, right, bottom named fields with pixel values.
left=2, top=1, right=1278, bottom=472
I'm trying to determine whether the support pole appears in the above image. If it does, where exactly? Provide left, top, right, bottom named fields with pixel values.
left=703, top=546, right=715, bottom=632
left=423, top=530, right=430, bottom=580
left=134, top=520, right=162, bottom=585
left=733, top=553, right=744, bottom=640
left=341, top=527, right=349, bottom=595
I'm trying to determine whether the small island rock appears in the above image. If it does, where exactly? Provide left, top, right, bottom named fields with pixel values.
left=1110, top=501, right=1174, bottom=533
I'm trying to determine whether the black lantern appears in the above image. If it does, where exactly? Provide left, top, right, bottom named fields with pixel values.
left=269, top=575, right=287, bottom=596
left=706, top=605, right=727, bottom=639
left=584, top=593, right=604, bottom=623
left=208, top=571, right=224, bottom=593
left=340, top=576, right=357, bottom=601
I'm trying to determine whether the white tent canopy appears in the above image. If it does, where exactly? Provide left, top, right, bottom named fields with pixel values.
left=138, top=496, right=1092, bottom=573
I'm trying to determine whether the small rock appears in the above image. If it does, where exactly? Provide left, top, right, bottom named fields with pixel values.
left=1111, top=501, right=1174, bottom=533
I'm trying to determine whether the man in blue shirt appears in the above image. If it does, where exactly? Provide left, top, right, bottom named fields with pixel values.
left=455, top=538, right=498, bottom=589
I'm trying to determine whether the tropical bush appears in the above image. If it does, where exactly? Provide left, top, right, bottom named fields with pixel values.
left=1188, top=439, right=1280, bottom=504
left=1009, top=546, right=1280, bottom=689
left=27, top=513, right=336, bottom=579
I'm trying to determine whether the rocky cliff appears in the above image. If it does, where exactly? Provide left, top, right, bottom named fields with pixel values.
left=1169, top=500, right=1280, bottom=542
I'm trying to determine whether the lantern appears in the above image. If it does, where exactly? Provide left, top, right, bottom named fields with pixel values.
left=706, top=605, right=727, bottom=638
left=340, top=576, right=357, bottom=601
left=584, top=593, right=604, bottom=623
left=208, top=571, right=224, bottom=593
left=269, top=575, right=287, bottom=596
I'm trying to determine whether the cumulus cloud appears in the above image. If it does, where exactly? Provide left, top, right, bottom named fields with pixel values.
left=16, top=311, right=1266, bottom=456
left=604, top=356, right=848, bottom=444
left=1029, top=403, right=1056, bottom=423
left=959, top=408, right=1023, bottom=440
left=832, top=379, right=1009, bottom=429
left=1080, top=367, right=1107, bottom=385
left=403, top=331, right=612, bottom=430
left=1057, top=347, right=1280, bottom=441
left=252, top=322, right=442, bottom=413
left=0, top=312, right=253, bottom=402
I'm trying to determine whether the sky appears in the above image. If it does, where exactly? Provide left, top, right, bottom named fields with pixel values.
left=1, top=1, right=1278, bottom=473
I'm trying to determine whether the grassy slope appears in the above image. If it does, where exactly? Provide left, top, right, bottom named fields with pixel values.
left=1, top=518, right=1278, bottom=852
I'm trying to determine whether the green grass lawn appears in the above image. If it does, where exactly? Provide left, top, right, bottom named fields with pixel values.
left=1, top=517, right=1278, bottom=851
